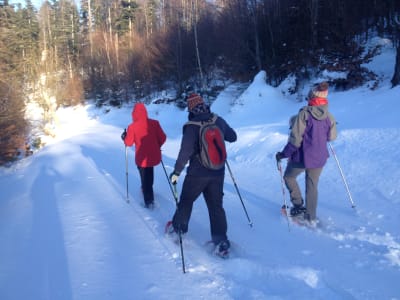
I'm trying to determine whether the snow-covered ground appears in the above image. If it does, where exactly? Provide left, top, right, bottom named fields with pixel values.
left=0, top=41, right=399, bottom=299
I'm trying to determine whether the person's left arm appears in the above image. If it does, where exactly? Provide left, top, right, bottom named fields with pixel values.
left=173, top=124, right=197, bottom=175
left=217, top=117, right=237, bottom=143
left=328, top=113, right=337, bottom=141
left=124, top=124, right=136, bottom=147
left=155, top=121, right=167, bottom=147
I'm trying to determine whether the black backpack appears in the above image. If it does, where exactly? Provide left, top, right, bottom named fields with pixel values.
left=186, top=115, right=227, bottom=170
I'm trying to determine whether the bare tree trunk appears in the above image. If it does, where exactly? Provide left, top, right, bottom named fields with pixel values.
left=106, top=7, right=113, bottom=69
left=46, top=8, right=53, bottom=71
left=192, top=0, right=204, bottom=90
left=69, top=12, right=75, bottom=79
left=68, top=54, right=73, bottom=79
left=250, top=0, right=261, bottom=71
left=115, top=33, right=119, bottom=73
left=108, top=7, right=112, bottom=42
left=144, top=2, right=149, bottom=39
left=176, top=23, right=183, bottom=94
left=160, top=0, right=166, bottom=32
left=266, top=8, right=275, bottom=60
left=183, top=0, right=189, bottom=30
left=88, top=0, right=93, bottom=58
left=103, top=31, right=112, bottom=67
left=391, top=16, right=400, bottom=87
left=310, top=0, right=318, bottom=49
left=391, top=44, right=400, bottom=87
left=129, top=0, right=133, bottom=49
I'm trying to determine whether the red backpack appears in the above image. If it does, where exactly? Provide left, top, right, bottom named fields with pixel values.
left=186, top=115, right=227, bottom=170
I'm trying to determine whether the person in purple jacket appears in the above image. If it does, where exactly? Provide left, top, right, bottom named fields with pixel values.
left=166, top=93, right=237, bottom=256
left=276, top=82, right=337, bottom=223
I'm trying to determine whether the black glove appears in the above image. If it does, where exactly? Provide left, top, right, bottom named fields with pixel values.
left=169, top=171, right=180, bottom=185
left=121, top=129, right=127, bottom=141
left=276, top=152, right=284, bottom=162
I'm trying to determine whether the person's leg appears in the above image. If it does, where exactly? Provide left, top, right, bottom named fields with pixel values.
left=137, top=166, right=145, bottom=194
left=138, top=166, right=154, bottom=206
left=203, top=176, right=227, bottom=245
left=172, top=176, right=207, bottom=233
left=283, top=162, right=305, bottom=207
left=304, top=167, right=323, bottom=220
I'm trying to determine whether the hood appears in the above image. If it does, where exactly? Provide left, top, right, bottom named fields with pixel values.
left=306, top=105, right=329, bottom=120
left=188, top=111, right=213, bottom=122
left=132, top=103, right=148, bottom=122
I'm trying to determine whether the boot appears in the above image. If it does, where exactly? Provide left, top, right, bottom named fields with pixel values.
left=290, top=205, right=307, bottom=217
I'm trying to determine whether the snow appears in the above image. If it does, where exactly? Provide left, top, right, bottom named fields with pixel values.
left=1, top=46, right=400, bottom=300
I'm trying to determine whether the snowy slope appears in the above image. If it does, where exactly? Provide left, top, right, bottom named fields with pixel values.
left=0, top=44, right=399, bottom=300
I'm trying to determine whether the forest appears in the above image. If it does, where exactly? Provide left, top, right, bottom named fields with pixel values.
left=0, top=0, right=399, bottom=165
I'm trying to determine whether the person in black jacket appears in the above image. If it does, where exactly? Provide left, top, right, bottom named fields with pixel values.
left=167, top=93, right=237, bottom=257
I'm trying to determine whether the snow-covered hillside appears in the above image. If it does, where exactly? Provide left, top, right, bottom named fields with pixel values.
left=0, top=41, right=399, bottom=300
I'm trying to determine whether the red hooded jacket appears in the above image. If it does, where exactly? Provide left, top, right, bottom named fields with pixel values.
left=124, top=103, right=166, bottom=167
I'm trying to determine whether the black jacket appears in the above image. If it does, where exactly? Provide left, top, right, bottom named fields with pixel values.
left=174, top=112, right=237, bottom=177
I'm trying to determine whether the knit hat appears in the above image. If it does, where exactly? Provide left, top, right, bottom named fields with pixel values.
left=187, top=93, right=205, bottom=112
left=308, top=82, right=329, bottom=100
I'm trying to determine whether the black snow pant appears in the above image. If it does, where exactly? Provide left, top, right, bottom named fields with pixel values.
left=283, top=161, right=323, bottom=221
left=172, top=175, right=228, bottom=245
left=137, top=166, right=154, bottom=206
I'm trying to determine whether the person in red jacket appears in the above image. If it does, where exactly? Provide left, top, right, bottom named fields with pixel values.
left=122, top=103, right=166, bottom=208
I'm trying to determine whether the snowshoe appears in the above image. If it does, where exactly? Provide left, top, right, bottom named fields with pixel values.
left=214, top=240, right=230, bottom=259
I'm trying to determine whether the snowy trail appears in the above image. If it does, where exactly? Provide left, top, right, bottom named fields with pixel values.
left=1, top=71, right=400, bottom=299
left=1, top=117, right=399, bottom=300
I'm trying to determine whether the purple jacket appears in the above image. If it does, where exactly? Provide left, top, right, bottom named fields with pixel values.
left=281, top=105, right=337, bottom=168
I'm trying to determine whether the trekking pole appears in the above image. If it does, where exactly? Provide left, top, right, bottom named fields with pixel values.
left=173, top=183, right=186, bottom=274
left=160, top=159, right=186, bottom=273
left=329, top=142, right=356, bottom=209
left=225, top=160, right=253, bottom=227
left=277, top=160, right=290, bottom=231
left=125, top=146, right=129, bottom=203
left=161, top=159, right=176, bottom=199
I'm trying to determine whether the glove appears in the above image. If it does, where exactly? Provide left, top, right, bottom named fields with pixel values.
left=121, top=129, right=127, bottom=141
left=169, top=171, right=179, bottom=185
left=276, top=152, right=284, bottom=162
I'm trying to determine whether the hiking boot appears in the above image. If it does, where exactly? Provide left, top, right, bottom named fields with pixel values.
left=165, top=221, right=182, bottom=243
left=214, top=240, right=230, bottom=258
left=145, top=202, right=155, bottom=210
left=165, top=220, right=176, bottom=235
left=303, top=214, right=320, bottom=228
left=290, top=205, right=307, bottom=217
